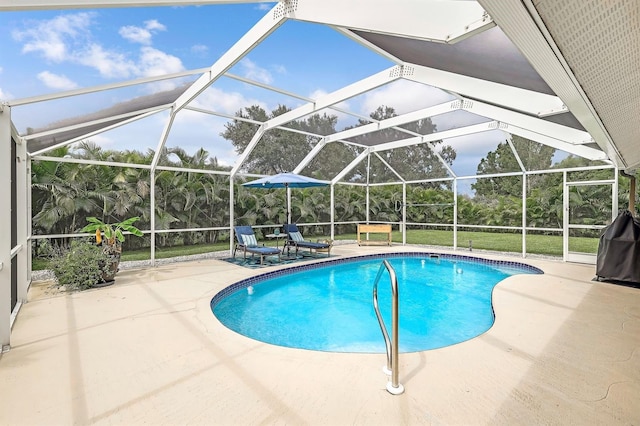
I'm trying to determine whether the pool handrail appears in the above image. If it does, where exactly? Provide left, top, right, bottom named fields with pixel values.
left=373, top=259, right=404, bottom=395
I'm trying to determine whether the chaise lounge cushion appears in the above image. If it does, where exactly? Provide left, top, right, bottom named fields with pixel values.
left=233, top=225, right=280, bottom=264
left=242, top=233, right=258, bottom=246
left=283, top=223, right=331, bottom=256
left=289, top=231, right=304, bottom=242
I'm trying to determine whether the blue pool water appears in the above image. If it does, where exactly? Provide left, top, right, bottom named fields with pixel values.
left=211, top=253, right=542, bottom=353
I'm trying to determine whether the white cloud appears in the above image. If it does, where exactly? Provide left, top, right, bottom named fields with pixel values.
left=191, top=44, right=208, bottom=55
left=272, top=64, right=287, bottom=75
left=138, top=47, right=184, bottom=77
left=192, top=85, right=266, bottom=116
left=119, top=25, right=153, bottom=45
left=169, top=113, right=240, bottom=166
left=144, top=19, right=167, bottom=31
left=12, top=12, right=94, bottom=62
left=13, top=13, right=184, bottom=84
left=37, top=71, right=78, bottom=90
left=77, top=43, right=138, bottom=79
left=256, top=3, right=275, bottom=11
left=240, top=58, right=273, bottom=84
left=144, top=20, right=166, bottom=32
left=119, top=19, right=166, bottom=45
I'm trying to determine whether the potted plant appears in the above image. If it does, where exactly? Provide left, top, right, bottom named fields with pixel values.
left=81, top=216, right=144, bottom=282
left=51, top=239, right=119, bottom=291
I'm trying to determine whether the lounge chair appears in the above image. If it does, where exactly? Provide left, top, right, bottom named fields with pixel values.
left=233, top=226, right=281, bottom=264
left=283, top=224, right=332, bottom=257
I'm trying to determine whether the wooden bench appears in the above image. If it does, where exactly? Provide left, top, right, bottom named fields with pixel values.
left=357, top=223, right=392, bottom=246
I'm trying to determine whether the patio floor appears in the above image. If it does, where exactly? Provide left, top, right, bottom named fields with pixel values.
left=0, top=244, right=639, bottom=425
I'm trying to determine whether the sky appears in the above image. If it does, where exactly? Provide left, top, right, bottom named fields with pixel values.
left=0, top=2, right=521, bottom=194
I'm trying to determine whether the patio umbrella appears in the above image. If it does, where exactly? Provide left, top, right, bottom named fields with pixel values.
left=242, top=172, right=328, bottom=224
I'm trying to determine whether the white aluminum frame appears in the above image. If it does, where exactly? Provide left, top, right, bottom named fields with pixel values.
left=0, top=105, right=11, bottom=348
left=1, top=0, right=630, bottom=345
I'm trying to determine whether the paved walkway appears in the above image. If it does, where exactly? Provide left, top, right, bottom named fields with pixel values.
left=1, top=245, right=639, bottom=425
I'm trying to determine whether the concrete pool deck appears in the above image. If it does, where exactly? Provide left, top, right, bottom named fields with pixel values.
left=0, top=244, right=639, bottom=425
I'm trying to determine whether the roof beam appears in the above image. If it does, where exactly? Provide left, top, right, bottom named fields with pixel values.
left=261, top=66, right=405, bottom=131
left=292, top=0, right=493, bottom=43
left=371, top=122, right=494, bottom=152
left=234, top=65, right=404, bottom=172
left=462, top=99, right=591, bottom=145
left=296, top=100, right=459, bottom=178
left=372, top=152, right=406, bottom=182
left=30, top=106, right=167, bottom=156
left=501, top=124, right=607, bottom=161
left=8, top=68, right=207, bottom=107
left=332, top=149, right=370, bottom=185
left=478, top=0, right=625, bottom=168
left=324, top=101, right=456, bottom=143
left=230, top=125, right=266, bottom=176
left=153, top=2, right=286, bottom=169
left=406, top=63, right=566, bottom=117
left=23, top=104, right=170, bottom=141
left=293, top=139, right=327, bottom=175
left=170, top=3, right=286, bottom=115
left=215, top=73, right=376, bottom=123
left=460, top=97, right=607, bottom=160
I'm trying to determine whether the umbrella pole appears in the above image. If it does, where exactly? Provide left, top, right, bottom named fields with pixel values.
left=286, top=185, right=291, bottom=224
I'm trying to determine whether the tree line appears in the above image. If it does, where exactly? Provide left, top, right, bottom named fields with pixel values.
left=31, top=104, right=631, bottom=254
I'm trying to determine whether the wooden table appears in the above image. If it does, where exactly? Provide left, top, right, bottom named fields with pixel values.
left=357, top=223, right=392, bottom=246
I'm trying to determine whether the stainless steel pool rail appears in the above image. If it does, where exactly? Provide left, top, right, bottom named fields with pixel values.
left=372, top=260, right=404, bottom=395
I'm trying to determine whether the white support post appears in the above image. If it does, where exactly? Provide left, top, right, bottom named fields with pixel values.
left=0, top=105, right=12, bottom=348
left=287, top=187, right=291, bottom=224
left=453, top=178, right=458, bottom=250
left=562, top=171, right=568, bottom=262
left=26, top=156, right=33, bottom=286
left=402, top=183, right=407, bottom=246
left=522, top=173, right=527, bottom=258
left=16, top=136, right=29, bottom=303
left=330, top=184, right=335, bottom=240
left=366, top=154, right=371, bottom=224
left=229, top=175, right=235, bottom=253
left=150, top=170, right=156, bottom=266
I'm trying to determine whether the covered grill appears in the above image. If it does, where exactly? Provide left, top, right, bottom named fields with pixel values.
left=596, top=210, right=640, bottom=283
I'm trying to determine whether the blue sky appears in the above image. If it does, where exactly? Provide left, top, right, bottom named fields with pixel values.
left=0, top=2, right=517, bottom=193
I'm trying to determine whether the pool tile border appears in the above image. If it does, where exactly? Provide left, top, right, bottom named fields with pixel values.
left=210, top=252, right=543, bottom=309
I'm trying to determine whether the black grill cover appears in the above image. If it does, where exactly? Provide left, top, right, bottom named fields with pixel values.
left=596, top=210, right=640, bottom=283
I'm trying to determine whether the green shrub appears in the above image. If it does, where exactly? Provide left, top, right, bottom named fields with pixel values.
left=51, top=240, right=116, bottom=291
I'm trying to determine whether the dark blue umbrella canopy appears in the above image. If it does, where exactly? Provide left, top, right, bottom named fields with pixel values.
left=242, top=172, right=328, bottom=189
left=242, top=172, right=329, bottom=224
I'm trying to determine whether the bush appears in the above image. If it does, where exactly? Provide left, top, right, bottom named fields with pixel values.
left=51, top=239, right=116, bottom=291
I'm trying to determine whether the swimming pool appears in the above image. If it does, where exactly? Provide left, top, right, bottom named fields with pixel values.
left=211, top=253, right=542, bottom=353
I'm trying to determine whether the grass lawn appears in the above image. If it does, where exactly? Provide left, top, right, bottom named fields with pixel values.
left=335, top=229, right=599, bottom=257
left=32, top=229, right=599, bottom=270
